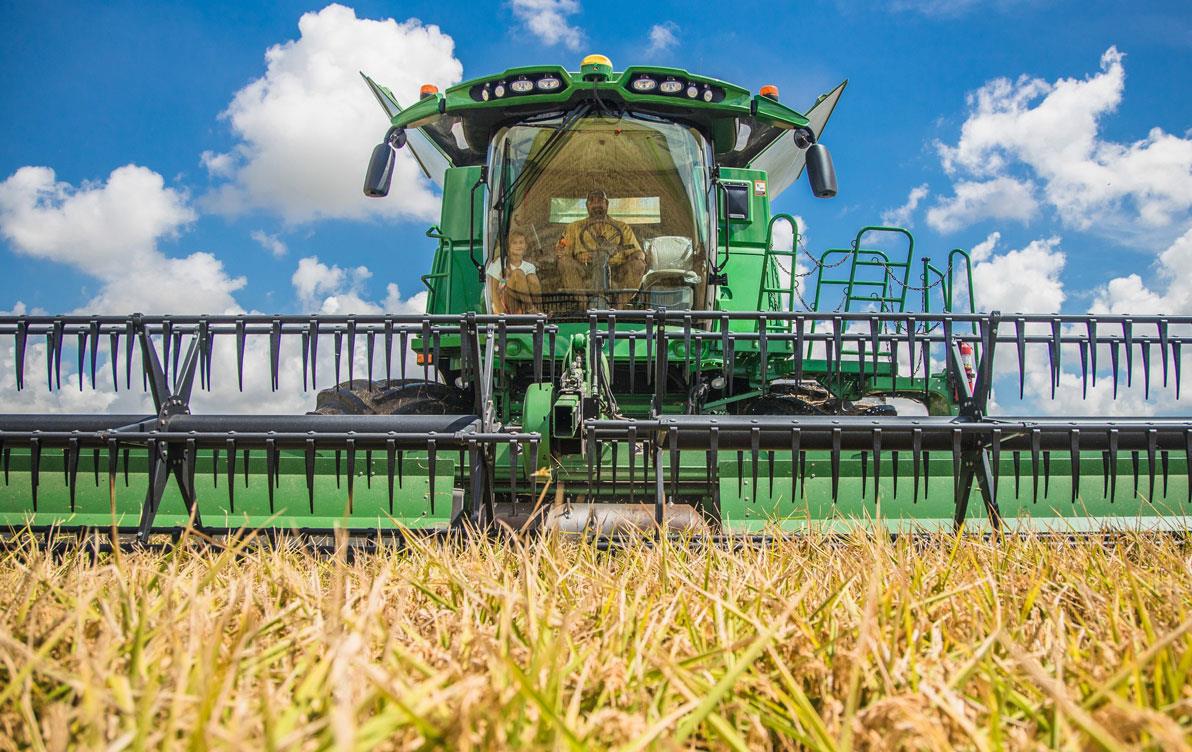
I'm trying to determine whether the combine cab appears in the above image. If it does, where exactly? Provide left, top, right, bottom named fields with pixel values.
left=2, top=55, right=1190, bottom=541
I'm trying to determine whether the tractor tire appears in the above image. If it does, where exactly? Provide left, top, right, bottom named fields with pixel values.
left=312, top=379, right=473, bottom=416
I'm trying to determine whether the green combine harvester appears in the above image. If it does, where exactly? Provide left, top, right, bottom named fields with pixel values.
left=2, top=54, right=1190, bottom=542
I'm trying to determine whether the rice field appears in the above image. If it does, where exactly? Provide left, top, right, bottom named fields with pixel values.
left=1, top=531, right=1190, bottom=750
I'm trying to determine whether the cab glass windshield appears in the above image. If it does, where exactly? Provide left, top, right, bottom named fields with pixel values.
left=485, top=113, right=712, bottom=317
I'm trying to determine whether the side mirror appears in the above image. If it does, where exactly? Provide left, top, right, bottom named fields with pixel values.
left=806, top=142, right=837, bottom=198
left=363, top=129, right=406, bottom=198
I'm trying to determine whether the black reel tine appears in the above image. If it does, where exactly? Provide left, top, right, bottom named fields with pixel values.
left=533, top=319, right=544, bottom=383
left=873, top=428, right=882, bottom=502
left=13, top=320, right=27, bottom=391
left=235, top=318, right=247, bottom=392
left=243, top=449, right=251, bottom=488
left=1030, top=429, right=1041, bottom=502
left=1141, top=339, right=1151, bottom=399
left=385, top=438, right=396, bottom=515
left=891, top=450, right=899, bottom=500
left=990, top=429, right=1001, bottom=503
left=334, top=330, right=344, bottom=386
left=670, top=425, right=681, bottom=503
left=1048, top=318, right=1061, bottom=399
left=1012, top=450, right=1021, bottom=500
left=586, top=424, right=596, bottom=496
left=628, top=424, right=637, bottom=504
left=1158, top=320, right=1169, bottom=387
left=427, top=438, right=437, bottom=516
left=367, top=329, right=376, bottom=390
left=109, top=330, right=120, bottom=393
left=1072, top=431, right=1082, bottom=502
left=92, top=447, right=100, bottom=487
left=347, top=319, right=357, bottom=384
left=1087, top=318, right=1098, bottom=386
left=1043, top=451, right=1051, bottom=498
left=758, top=316, right=768, bottom=385
left=66, top=438, right=79, bottom=512
left=529, top=439, right=539, bottom=502
left=1015, top=317, right=1027, bottom=398
left=226, top=438, right=236, bottom=513
left=860, top=451, right=868, bottom=499
left=334, top=449, right=341, bottom=489
left=628, top=335, right=637, bottom=392
left=951, top=429, right=962, bottom=506
left=400, top=327, right=410, bottom=380
left=1110, top=339, right=1120, bottom=398
left=768, top=449, right=776, bottom=499
left=266, top=437, right=277, bottom=513
left=384, top=318, right=395, bottom=383
left=831, top=427, right=841, bottom=503
left=212, top=448, right=219, bottom=489
left=269, top=319, right=282, bottom=392
left=750, top=425, right=760, bottom=502
left=29, top=437, right=40, bottom=511
left=301, top=329, right=310, bottom=391
left=1108, top=428, right=1119, bottom=502
left=1123, top=320, right=1134, bottom=388
left=124, top=319, right=136, bottom=391
left=1147, top=428, right=1158, bottom=501
left=869, top=315, right=881, bottom=380
left=912, top=428, right=922, bottom=502
left=793, top=317, right=806, bottom=385
left=1185, top=429, right=1192, bottom=503
left=1173, top=341, right=1182, bottom=399
left=1131, top=450, right=1141, bottom=498
left=309, top=318, right=320, bottom=390
left=419, top=320, right=431, bottom=381
left=75, top=331, right=85, bottom=391
left=305, top=439, right=316, bottom=514
left=790, top=427, right=801, bottom=501
left=1162, top=449, right=1170, bottom=497
left=509, top=437, right=519, bottom=505
left=1079, top=340, right=1089, bottom=399
left=346, top=439, right=356, bottom=514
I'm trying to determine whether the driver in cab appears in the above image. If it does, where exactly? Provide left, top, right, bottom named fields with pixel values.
left=555, top=189, right=646, bottom=301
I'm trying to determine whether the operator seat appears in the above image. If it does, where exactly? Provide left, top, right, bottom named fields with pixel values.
left=639, top=236, right=700, bottom=309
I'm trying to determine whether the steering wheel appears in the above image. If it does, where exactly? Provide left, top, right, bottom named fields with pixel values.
left=578, top=218, right=626, bottom=257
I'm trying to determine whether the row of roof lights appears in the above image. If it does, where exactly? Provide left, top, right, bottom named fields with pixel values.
left=630, top=75, right=717, bottom=102
left=476, top=74, right=563, bottom=101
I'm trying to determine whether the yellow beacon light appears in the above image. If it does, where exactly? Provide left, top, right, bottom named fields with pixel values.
left=580, top=53, right=613, bottom=81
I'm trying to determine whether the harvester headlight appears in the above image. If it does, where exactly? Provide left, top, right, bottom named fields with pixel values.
left=702, top=86, right=714, bottom=102
left=511, top=78, right=534, bottom=94
left=686, top=84, right=699, bottom=98
left=480, top=85, right=491, bottom=101
left=659, top=78, right=683, bottom=94
left=630, top=76, right=657, bottom=92
left=493, top=82, right=507, bottom=98
left=537, top=75, right=561, bottom=91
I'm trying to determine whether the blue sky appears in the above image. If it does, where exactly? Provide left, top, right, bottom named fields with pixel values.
left=0, top=0, right=1190, bottom=412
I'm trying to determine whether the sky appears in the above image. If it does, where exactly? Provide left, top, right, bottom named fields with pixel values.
left=0, top=0, right=1190, bottom=415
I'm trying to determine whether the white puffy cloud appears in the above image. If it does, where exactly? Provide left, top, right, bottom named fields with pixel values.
left=925, top=176, right=1038, bottom=233
left=250, top=230, right=287, bottom=258
left=204, top=4, right=463, bottom=224
left=0, top=165, right=245, bottom=314
left=969, top=232, right=1066, bottom=314
left=1092, top=227, right=1192, bottom=315
left=880, top=183, right=928, bottom=228
left=292, top=255, right=426, bottom=315
left=510, top=0, right=583, bottom=50
left=932, top=47, right=1192, bottom=239
left=0, top=165, right=194, bottom=269
left=646, top=23, right=678, bottom=55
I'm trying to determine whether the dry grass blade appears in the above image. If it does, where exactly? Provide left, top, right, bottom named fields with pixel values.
left=0, top=531, right=1188, bottom=750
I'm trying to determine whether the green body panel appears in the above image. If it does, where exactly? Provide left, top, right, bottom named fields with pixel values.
left=537, top=449, right=1192, bottom=533
left=423, top=166, right=486, bottom=315
left=0, top=449, right=458, bottom=532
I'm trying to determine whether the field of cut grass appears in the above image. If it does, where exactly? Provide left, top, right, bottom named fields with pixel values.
left=1, top=532, right=1190, bottom=750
